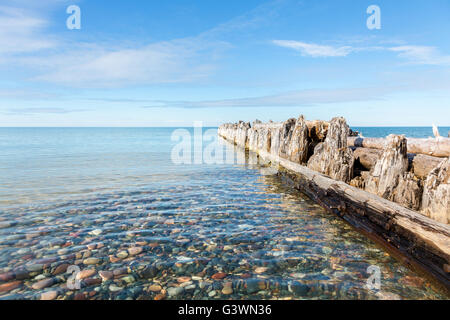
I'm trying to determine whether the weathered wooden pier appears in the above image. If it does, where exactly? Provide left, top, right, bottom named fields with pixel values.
left=218, top=116, right=450, bottom=290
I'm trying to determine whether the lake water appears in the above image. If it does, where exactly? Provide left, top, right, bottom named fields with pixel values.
left=0, top=127, right=448, bottom=300
left=351, top=127, right=450, bottom=138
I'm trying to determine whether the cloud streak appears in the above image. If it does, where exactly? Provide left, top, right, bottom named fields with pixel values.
left=32, top=39, right=229, bottom=87
left=139, top=69, right=450, bottom=109
left=0, top=0, right=287, bottom=88
left=0, top=6, right=56, bottom=54
left=389, top=46, right=450, bottom=66
left=141, top=86, right=402, bottom=109
left=272, top=40, right=354, bottom=57
left=273, top=40, right=450, bottom=66
left=5, top=107, right=87, bottom=114
left=0, top=3, right=230, bottom=88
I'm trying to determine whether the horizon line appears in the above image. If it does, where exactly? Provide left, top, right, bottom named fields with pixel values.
left=1, top=125, right=449, bottom=129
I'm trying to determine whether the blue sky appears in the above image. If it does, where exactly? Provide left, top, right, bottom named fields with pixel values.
left=1, top=0, right=449, bottom=126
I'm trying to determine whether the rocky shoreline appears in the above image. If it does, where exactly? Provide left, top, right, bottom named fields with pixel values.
left=218, top=117, right=450, bottom=289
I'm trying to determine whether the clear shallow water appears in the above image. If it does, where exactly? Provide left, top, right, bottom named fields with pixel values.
left=0, top=128, right=448, bottom=300
left=351, top=127, right=450, bottom=138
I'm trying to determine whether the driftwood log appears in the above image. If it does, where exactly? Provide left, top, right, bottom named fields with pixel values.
left=349, top=137, right=450, bottom=158
left=411, top=154, right=446, bottom=180
left=352, top=147, right=383, bottom=171
left=352, top=147, right=444, bottom=179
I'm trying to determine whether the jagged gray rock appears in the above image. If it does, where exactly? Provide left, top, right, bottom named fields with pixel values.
left=422, top=158, right=450, bottom=224
left=365, top=135, right=408, bottom=195
left=307, top=120, right=328, bottom=142
left=287, top=116, right=309, bottom=164
left=394, top=172, right=423, bottom=211
left=278, top=118, right=296, bottom=159
left=269, top=125, right=282, bottom=156
left=350, top=171, right=370, bottom=189
left=307, top=117, right=354, bottom=183
left=247, top=126, right=258, bottom=152
left=218, top=123, right=237, bottom=144
left=257, top=125, right=271, bottom=153
left=235, top=121, right=250, bottom=148
left=365, top=135, right=423, bottom=210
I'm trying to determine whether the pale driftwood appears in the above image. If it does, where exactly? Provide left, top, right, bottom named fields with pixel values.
left=305, top=120, right=329, bottom=141
left=348, top=137, right=450, bottom=158
left=353, top=147, right=444, bottom=180
left=251, top=120, right=329, bottom=142
left=307, top=117, right=354, bottom=183
left=219, top=128, right=450, bottom=289
left=287, top=116, right=309, bottom=164
left=411, top=154, right=445, bottom=180
left=352, top=147, right=382, bottom=170
left=365, top=135, right=422, bottom=211
left=422, top=158, right=450, bottom=224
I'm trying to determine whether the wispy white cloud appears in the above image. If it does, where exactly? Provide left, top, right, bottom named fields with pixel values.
left=141, top=86, right=401, bottom=109
left=389, top=46, right=450, bottom=66
left=5, top=107, right=86, bottom=114
left=0, top=0, right=287, bottom=88
left=201, top=0, right=283, bottom=39
left=273, top=40, right=450, bottom=67
left=139, top=68, right=450, bottom=109
left=0, top=89, right=59, bottom=100
left=0, top=3, right=230, bottom=88
left=0, top=6, right=56, bottom=54
left=31, top=39, right=229, bottom=87
left=2, top=0, right=450, bottom=93
left=272, top=40, right=355, bottom=57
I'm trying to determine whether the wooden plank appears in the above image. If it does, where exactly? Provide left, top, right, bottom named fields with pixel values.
left=349, top=137, right=450, bottom=158
left=352, top=147, right=444, bottom=179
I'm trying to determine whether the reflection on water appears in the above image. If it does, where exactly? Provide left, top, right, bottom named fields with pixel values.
left=0, top=128, right=448, bottom=300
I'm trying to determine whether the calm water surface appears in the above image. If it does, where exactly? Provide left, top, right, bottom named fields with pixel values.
left=352, top=126, right=450, bottom=138
left=0, top=128, right=448, bottom=300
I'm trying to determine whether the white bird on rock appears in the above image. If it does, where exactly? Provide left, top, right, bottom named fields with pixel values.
left=432, top=124, right=444, bottom=141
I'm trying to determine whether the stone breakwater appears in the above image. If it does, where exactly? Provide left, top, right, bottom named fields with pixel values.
left=219, top=116, right=450, bottom=288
